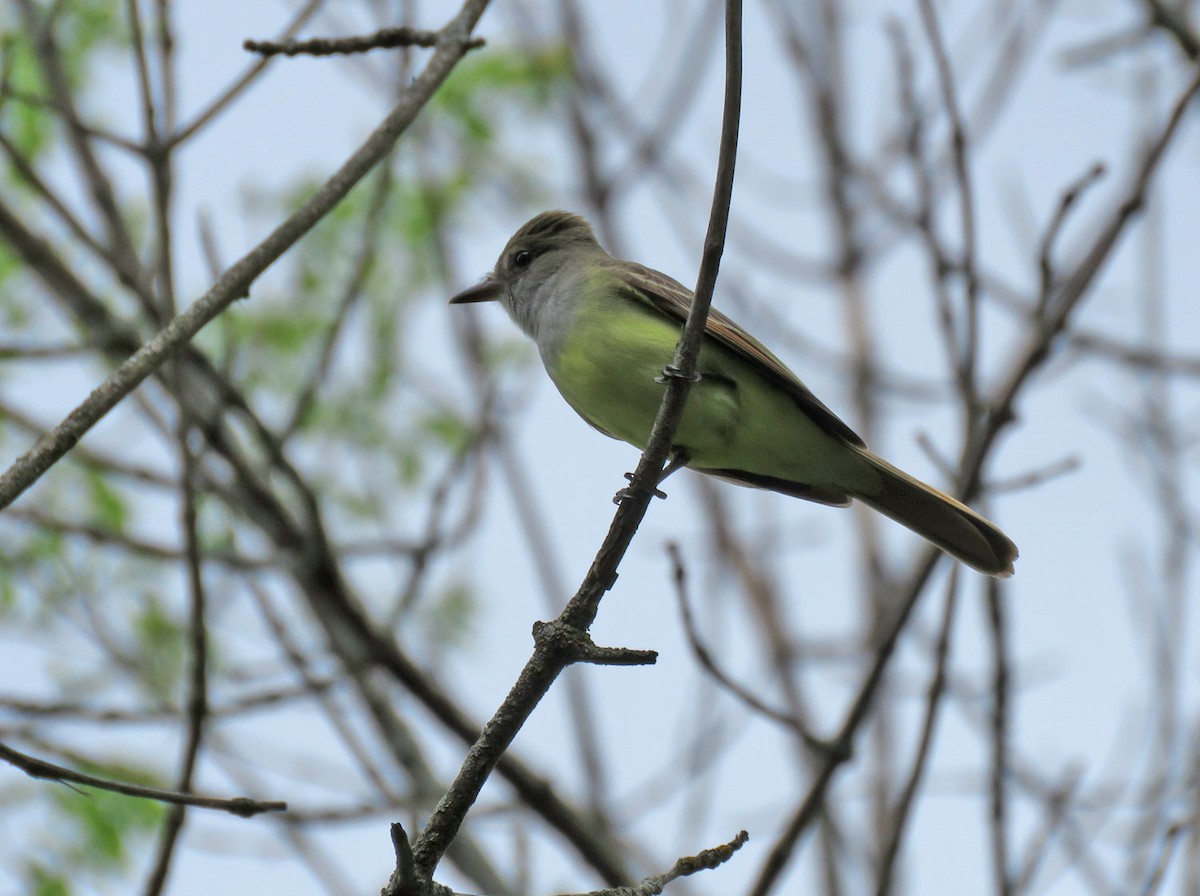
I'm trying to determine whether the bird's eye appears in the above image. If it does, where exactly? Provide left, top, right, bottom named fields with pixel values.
left=513, top=250, right=534, bottom=269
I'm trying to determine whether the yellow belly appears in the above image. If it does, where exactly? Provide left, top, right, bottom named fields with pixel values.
left=543, top=296, right=873, bottom=496
left=546, top=300, right=741, bottom=456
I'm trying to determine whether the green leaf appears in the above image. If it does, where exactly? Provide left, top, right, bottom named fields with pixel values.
left=52, top=776, right=163, bottom=869
left=26, top=863, right=71, bottom=896
left=85, top=469, right=127, bottom=532
left=420, top=409, right=474, bottom=456
left=133, top=594, right=185, bottom=701
left=396, top=445, right=422, bottom=487
left=422, top=581, right=478, bottom=652
left=0, top=1, right=126, bottom=160
left=433, top=46, right=571, bottom=143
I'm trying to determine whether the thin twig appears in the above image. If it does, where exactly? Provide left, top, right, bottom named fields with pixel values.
left=1037, top=163, right=1107, bottom=315
left=1010, top=769, right=1083, bottom=893
left=0, top=505, right=269, bottom=570
left=0, top=741, right=284, bottom=816
left=874, top=571, right=959, bottom=895
left=1143, top=0, right=1200, bottom=60
left=17, top=0, right=145, bottom=292
left=988, top=455, right=1081, bottom=494
left=575, top=831, right=750, bottom=896
left=668, top=542, right=814, bottom=739
left=244, top=26, right=485, bottom=58
left=918, top=0, right=981, bottom=412
left=141, top=399, right=211, bottom=896
left=987, top=576, right=1013, bottom=896
left=281, top=162, right=394, bottom=439
left=0, top=682, right=339, bottom=724
left=170, top=0, right=326, bottom=147
left=0, top=130, right=140, bottom=290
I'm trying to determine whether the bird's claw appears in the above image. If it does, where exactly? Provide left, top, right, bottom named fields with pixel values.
left=613, top=472, right=668, bottom=505
left=655, top=365, right=702, bottom=385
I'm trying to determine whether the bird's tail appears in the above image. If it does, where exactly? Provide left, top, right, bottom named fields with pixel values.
left=850, top=451, right=1018, bottom=577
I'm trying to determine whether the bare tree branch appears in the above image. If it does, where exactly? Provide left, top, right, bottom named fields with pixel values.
left=0, top=741, right=285, bottom=816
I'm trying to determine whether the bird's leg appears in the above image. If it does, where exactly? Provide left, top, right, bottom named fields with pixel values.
left=657, top=450, right=691, bottom=484
left=613, top=450, right=691, bottom=505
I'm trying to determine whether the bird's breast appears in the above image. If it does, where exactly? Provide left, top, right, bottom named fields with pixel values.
left=543, top=298, right=740, bottom=453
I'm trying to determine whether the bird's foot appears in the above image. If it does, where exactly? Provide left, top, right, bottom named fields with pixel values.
left=611, top=451, right=691, bottom=505
left=613, top=472, right=668, bottom=505
left=654, top=365, right=702, bottom=385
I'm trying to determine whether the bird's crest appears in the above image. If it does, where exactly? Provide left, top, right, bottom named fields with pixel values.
left=513, top=210, right=596, bottom=246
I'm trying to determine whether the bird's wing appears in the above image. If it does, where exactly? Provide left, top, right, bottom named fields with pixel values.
left=616, top=260, right=866, bottom=448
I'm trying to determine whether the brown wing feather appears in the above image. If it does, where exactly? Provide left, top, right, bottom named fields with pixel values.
left=614, top=260, right=866, bottom=448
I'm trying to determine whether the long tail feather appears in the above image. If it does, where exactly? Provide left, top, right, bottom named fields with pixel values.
left=851, top=451, right=1018, bottom=577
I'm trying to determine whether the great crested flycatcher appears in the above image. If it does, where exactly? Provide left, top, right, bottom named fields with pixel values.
left=450, top=210, right=1018, bottom=577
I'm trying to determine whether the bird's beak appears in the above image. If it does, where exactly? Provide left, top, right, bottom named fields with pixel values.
left=449, top=277, right=501, bottom=304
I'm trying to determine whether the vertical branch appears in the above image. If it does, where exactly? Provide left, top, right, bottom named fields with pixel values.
left=143, top=0, right=206, bottom=825
left=986, top=577, right=1012, bottom=896
left=127, top=0, right=178, bottom=317
left=772, top=0, right=901, bottom=855
left=874, top=570, right=959, bottom=896
left=125, top=0, right=158, bottom=145
left=154, top=0, right=177, bottom=136
left=16, top=0, right=145, bottom=291
left=141, top=421, right=209, bottom=896
left=149, top=0, right=178, bottom=318
left=282, top=163, right=394, bottom=440
left=917, top=0, right=980, bottom=413
left=559, top=0, right=621, bottom=250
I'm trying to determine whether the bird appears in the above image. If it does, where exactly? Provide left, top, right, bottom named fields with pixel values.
left=450, top=210, right=1017, bottom=577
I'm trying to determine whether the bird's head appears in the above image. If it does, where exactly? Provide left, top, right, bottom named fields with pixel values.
left=448, top=210, right=603, bottom=313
